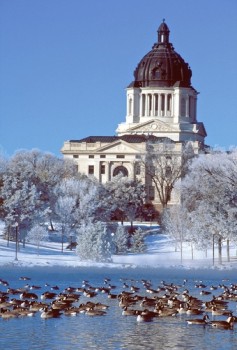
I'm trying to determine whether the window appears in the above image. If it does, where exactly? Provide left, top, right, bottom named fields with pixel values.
left=167, top=94, right=172, bottom=112
left=154, top=94, right=158, bottom=115
left=128, top=98, right=132, bottom=115
left=100, top=164, right=105, bottom=174
left=116, top=155, right=125, bottom=159
left=89, top=155, right=94, bottom=158
left=181, top=97, right=186, bottom=116
left=113, top=166, right=128, bottom=177
left=161, top=94, right=165, bottom=112
left=165, top=166, right=172, bottom=178
left=135, top=165, right=141, bottom=175
left=88, top=165, right=94, bottom=175
left=149, top=186, right=155, bottom=200
left=148, top=94, right=152, bottom=116
left=73, top=155, right=78, bottom=158
left=142, top=94, right=145, bottom=116
left=100, top=155, right=106, bottom=158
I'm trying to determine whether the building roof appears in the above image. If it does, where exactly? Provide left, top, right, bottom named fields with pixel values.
left=69, top=134, right=175, bottom=144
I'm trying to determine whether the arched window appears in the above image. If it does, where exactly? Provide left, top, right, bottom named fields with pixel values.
left=113, top=166, right=128, bottom=177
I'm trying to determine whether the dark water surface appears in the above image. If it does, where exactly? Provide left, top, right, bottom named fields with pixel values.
left=0, top=266, right=237, bottom=350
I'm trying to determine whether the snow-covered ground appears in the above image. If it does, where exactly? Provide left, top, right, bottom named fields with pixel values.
left=1, top=221, right=237, bottom=270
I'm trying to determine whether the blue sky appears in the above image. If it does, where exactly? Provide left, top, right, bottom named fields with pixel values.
left=0, top=0, right=236, bottom=158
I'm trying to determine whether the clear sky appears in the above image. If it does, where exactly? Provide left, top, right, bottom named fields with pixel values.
left=0, top=0, right=236, bottom=158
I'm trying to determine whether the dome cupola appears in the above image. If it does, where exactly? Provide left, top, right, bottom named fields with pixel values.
left=130, top=20, right=192, bottom=88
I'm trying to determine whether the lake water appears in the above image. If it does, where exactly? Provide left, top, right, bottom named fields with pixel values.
left=0, top=266, right=237, bottom=350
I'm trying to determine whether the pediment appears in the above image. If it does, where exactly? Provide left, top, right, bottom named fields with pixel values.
left=127, top=119, right=176, bottom=133
left=96, top=139, right=143, bottom=154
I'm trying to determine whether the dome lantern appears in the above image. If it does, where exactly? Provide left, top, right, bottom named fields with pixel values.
left=158, top=19, right=170, bottom=44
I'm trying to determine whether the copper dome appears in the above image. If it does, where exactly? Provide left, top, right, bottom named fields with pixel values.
left=129, top=20, right=192, bottom=88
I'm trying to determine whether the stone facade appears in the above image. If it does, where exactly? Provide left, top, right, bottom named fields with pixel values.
left=61, top=21, right=207, bottom=210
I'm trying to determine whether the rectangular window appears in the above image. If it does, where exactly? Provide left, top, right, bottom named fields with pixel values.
left=100, top=164, right=105, bottom=174
left=116, top=155, right=125, bottom=159
left=89, top=155, right=94, bottom=158
left=88, top=165, right=94, bottom=175
left=100, top=155, right=106, bottom=158
left=135, top=165, right=141, bottom=175
left=73, top=155, right=79, bottom=158
left=149, top=186, right=155, bottom=200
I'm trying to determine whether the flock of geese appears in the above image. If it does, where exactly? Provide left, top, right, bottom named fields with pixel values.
left=0, top=275, right=237, bottom=330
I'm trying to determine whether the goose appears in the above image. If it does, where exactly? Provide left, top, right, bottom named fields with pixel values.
left=63, top=307, right=78, bottom=316
left=211, top=307, right=232, bottom=317
left=136, top=313, right=154, bottom=322
left=156, top=306, right=178, bottom=317
left=186, top=306, right=203, bottom=315
left=122, top=307, right=138, bottom=316
left=210, top=316, right=235, bottom=329
left=186, top=314, right=209, bottom=325
left=40, top=307, right=62, bottom=319
left=85, top=308, right=107, bottom=316
left=0, top=309, right=19, bottom=319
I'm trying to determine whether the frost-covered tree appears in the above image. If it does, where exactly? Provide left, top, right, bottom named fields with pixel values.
left=141, top=140, right=195, bottom=208
left=130, top=227, right=146, bottom=253
left=112, top=225, right=129, bottom=254
left=27, top=224, right=49, bottom=255
left=104, top=174, right=146, bottom=229
left=76, top=221, right=114, bottom=262
left=180, top=148, right=237, bottom=264
left=1, top=149, right=78, bottom=229
left=162, top=204, right=191, bottom=263
left=1, top=175, right=39, bottom=246
left=55, top=195, right=77, bottom=252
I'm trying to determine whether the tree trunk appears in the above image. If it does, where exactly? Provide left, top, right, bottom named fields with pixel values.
left=180, top=240, right=183, bottom=264
left=61, top=228, right=64, bottom=253
left=218, top=237, right=222, bottom=265
left=212, top=235, right=215, bottom=266
left=227, top=239, right=230, bottom=262
left=50, top=219, right=54, bottom=231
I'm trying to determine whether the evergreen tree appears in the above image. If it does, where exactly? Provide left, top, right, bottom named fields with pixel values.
left=130, top=227, right=146, bottom=253
left=112, top=225, right=129, bottom=254
left=76, top=221, right=114, bottom=262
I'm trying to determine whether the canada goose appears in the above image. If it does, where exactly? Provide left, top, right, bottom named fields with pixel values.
left=93, top=302, right=109, bottom=310
left=19, top=276, right=31, bottom=281
left=156, top=306, right=178, bottom=317
left=136, top=313, right=154, bottom=322
left=40, top=307, right=62, bottom=319
left=122, top=307, right=138, bottom=316
left=20, top=292, right=38, bottom=300
left=63, top=307, right=78, bottom=316
left=211, top=307, right=232, bottom=317
left=210, top=316, right=235, bottom=329
left=186, top=314, right=209, bottom=325
left=186, top=306, right=203, bottom=315
left=0, top=309, right=19, bottom=319
left=41, top=292, right=57, bottom=300
left=85, top=308, right=106, bottom=316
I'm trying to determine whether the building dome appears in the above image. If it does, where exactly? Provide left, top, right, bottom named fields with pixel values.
left=129, top=20, right=192, bottom=88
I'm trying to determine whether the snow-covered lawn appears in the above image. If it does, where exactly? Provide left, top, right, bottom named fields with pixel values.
left=1, top=221, right=237, bottom=270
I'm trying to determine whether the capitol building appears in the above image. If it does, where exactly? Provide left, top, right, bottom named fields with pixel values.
left=61, top=21, right=207, bottom=210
